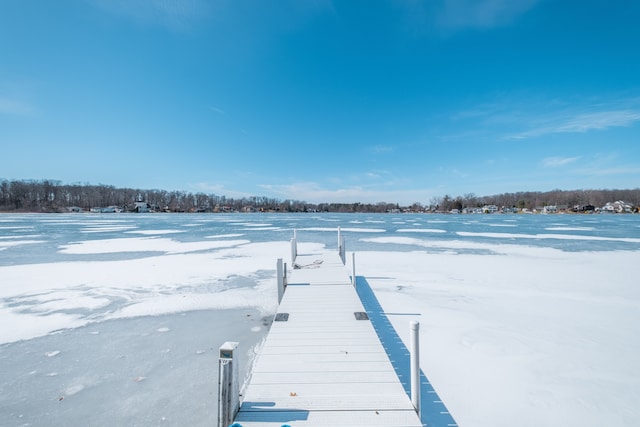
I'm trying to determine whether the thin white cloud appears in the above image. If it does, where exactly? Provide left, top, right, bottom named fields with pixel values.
left=370, top=145, right=394, bottom=154
left=88, top=0, right=211, bottom=31
left=189, top=182, right=253, bottom=199
left=555, top=110, right=640, bottom=133
left=541, top=156, right=580, bottom=167
left=0, top=97, right=34, bottom=115
left=583, top=166, right=640, bottom=176
left=259, top=182, right=436, bottom=205
left=208, top=106, right=225, bottom=115
left=570, top=152, right=640, bottom=177
left=508, top=109, right=640, bottom=140
left=437, top=0, right=540, bottom=30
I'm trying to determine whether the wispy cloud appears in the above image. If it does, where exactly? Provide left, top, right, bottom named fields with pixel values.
left=582, top=166, right=640, bottom=176
left=555, top=110, right=640, bottom=133
left=0, top=97, right=34, bottom=115
left=510, top=109, right=640, bottom=139
left=88, top=0, right=211, bottom=31
left=189, top=182, right=253, bottom=199
left=541, top=156, right=581, bottom=167
left=208, top=106, right=225, bottom=115
left=259, top=181, right=436, bottom=205
left=369, top=144, right=394, bottom=154
left=436, top=0, right=540, bottom=30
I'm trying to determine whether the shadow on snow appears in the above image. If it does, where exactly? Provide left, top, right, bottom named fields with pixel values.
left=355, top=276, right=458, bottom=427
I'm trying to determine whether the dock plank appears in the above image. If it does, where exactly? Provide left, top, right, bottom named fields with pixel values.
left=233, top=250, right=422, bottom=427
left=235, top=409, right=422, bottom=427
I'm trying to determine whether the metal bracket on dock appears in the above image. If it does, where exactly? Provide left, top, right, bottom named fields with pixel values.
left=275, top=313, right=290, bottom=322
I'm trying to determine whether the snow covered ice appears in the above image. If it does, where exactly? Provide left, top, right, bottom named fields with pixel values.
left=1, top=213, right=639, bottom=427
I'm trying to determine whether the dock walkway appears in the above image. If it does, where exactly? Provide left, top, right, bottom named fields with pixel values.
left=232, top=250, right=423, bottom=427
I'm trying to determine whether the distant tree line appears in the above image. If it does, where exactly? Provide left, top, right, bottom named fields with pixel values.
left=0, top=179, right=638, bottom=213
left=428, top=189, right=640, bottom=212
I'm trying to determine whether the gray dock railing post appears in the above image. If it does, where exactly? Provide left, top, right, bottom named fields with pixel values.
left=277, top=258, right=285, bottom=304
left=410, top=321, right=421, bottom=416
left=290, top=230, right=297, bottom=266
left=338, top=227, right=346, bottom=264
left=351, top=252, right=356, bottom=286
left=218, top=341, right=240, bottom=427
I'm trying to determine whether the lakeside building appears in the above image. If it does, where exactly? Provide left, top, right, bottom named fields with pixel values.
left=602, top=200, right=634, bottom=213
left=134, top=201, right=150, bottom=213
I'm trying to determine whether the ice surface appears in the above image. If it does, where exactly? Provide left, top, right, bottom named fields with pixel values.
left=356, top=247, right=640, bottom=427
left=397, top=228, right=446, bottom=233
left=457, top=230, right=640, bottom=242
left=0, top=310, right=269, bottom=427
left=0, top=240, right=284, bottom=343
left=299, top=227, right=386, bottom=232
left=58, top=236, right=250, bottom=254
left=1, top=213, right=639, bottom=427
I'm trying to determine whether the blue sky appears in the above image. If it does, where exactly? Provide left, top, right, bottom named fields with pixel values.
left=1, top=0, right=639, bottom=205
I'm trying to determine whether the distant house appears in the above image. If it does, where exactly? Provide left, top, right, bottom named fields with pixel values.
left=573, top=205, right=596, bottom=213
left=543, top=205, right=558, bottom=214
left=482, top=205, right=498, bottom=214
left=91, top=206, right=122, bottom=213
left=602, top=201, right=633, bottom=213
left=134, top=201, right=150, bottom=213
left=102, top=206, right=123, bottom=213
left=462, top=207, right=473, bottom=214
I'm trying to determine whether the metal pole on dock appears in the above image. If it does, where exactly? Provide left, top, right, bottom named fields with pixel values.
left=410, top=321, right=421, bottom=416
left=218, top=341, right=240, bottom=427
left=338, top=227, right=346, bottom=264
left=277, top=258, right=285, bottom=304
left=351, top=252, right=356, bottom=286
left=337, top=226, right=346, bottom=264
left=290, top=236, right=297, bottom=266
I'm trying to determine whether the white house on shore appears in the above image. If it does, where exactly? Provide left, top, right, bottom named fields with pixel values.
left=602, top=201, right=633, bottom=213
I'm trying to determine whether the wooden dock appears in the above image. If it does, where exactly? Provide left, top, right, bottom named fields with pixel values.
left=230, top=249, right=423, bottom=427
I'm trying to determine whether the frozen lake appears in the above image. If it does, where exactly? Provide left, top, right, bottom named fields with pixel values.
left=1, top=212, right=639, bottom=426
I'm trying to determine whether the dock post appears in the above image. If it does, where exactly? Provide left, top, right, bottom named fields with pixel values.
left=290, top=235, right=297, bottom=266
left=218, top=341, right=240, bottom=427
left=277, top=258, right=285, bottom=304
left=351, top=252, right=356, bottom=286
left=410, top=321, right=421, bottom=416
left=338, top=227, right=346, bottom=264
